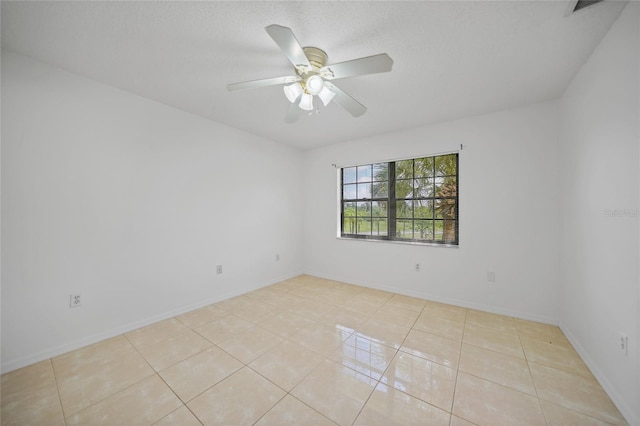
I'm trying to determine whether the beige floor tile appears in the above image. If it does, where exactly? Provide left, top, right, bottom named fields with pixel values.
left=357, top=317, right=411, bottom=349
left=258, top=311, right=317, bottom=339
left=342, top=298, right=384, bottom=317
left=326, top=333, right=397, bottom=380
left=291, top=359, right=377, bottom=426
left=465, top=310, right=516, bottom=332
left=153, top=405, right=202, bottom=426
left=232, top=300, right=281, bottom=323
left=315, top=290, right=353, bottom=306
left=529, top=363, right=626, bottom=425
left=400, top=329, right=461, bottom=369
left=287, top=300, right=334, bottom=322
left=354, top=383, right=451, bottom=426
left=217, top=325, right=284, bottom=364
left=414, top=313, right=465, bottom=341
left=268, top=277, right=306, bottom=291
left=423, top=301, right=467, bottom=324
left=1, top=360, right=65, bottom=426
left=289, top=322, right=353, bottom=356
left=462, top=323, right=524, bottom=358
left=372, top=304, right=420, bottom=328
left=132, top=330, right=213, bottom=372
left=381, top=351, right=457, bottom=412
left=176, top=305, right=228, bottom=328
left=66, top=375, right=182, bottom=425
left=385, top=294, right=427, bottom=312
left=540, top=400, right=612, bottom=426
left=214, top=294, right=256, bottom=312
left=188, top=367, right=285, bottom=425
left=319, top=307, right=367, bottom=331
left=125, top=318, right=188, bottom=348
left=515, top=319, right=571, bottom=347
left=52, top=336, right=155, bottom=416
left=245, top=286, right=289, bottom=304
left=521, top=336, right=593, bottom=378
left=452, top=372, right=546, bottom=426
left=249, top=340, right=324, bottom=391
left=450, top=415, right=478, bottom=426
left=356, top=288, right=395, bottom=305
left=290, top=285, right=327, bottom=300
left=194, top=313, right=253, bottom=344
left=458, top=343, right=536, bottom=395
left=254, top=395, right=337, bottom=426
left=159, top=346, right=243, bottom=402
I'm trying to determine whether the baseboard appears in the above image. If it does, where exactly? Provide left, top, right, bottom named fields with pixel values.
left=559, top=322, right=638, bottom=426
left=1, top=271, right=302, bottom=374
left=305, top=270, right=559, bottom=325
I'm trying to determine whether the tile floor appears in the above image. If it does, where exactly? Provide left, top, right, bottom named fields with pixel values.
left=1, top=275, right=628, bottom=426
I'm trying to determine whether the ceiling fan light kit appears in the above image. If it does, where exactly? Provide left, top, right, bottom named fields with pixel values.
left=227, top=24, right=393, bottom=122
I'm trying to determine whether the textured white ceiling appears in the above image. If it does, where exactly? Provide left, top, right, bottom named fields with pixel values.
left=0, top=1, right=627, bottom=149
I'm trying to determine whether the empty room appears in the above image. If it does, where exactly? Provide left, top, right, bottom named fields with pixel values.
left=1, top=1, right=638, bottom=425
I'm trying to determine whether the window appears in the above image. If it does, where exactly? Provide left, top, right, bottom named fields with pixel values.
left=340, top=153, right=458, bottom=245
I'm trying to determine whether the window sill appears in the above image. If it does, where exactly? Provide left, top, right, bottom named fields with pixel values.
left=337, top=236, right=459, bottom=248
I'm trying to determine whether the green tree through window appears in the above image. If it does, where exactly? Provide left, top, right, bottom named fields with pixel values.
left=341, top=153, right=458, bottom=245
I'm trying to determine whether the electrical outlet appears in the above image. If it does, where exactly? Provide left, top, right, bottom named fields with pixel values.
left=216, top=265, right=223, bottom=275
left=276, top=253, right=280, bottom=262
left=415, top=263, right=421, bottom=272
left=487, top=271, right=496, bottom=283
left=70, top=294, right=82, bottom=308
left=619, top=333, right=628, bottom=356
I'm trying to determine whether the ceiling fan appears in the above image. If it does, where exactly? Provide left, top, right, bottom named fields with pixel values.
left=227, top=24, right=393, bottom=123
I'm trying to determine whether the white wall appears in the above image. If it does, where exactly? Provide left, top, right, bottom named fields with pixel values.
left=303, top=101, right=562, bottom=324
left=0, top=51, right=304, bottom=372
left=559, top=3, right=639, bottom=424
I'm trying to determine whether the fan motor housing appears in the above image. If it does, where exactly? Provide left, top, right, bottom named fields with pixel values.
left=303, top=46, right=328, bottom=69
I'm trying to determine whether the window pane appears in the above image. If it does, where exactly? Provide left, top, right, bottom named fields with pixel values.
left=396, top=219, right=413, bottom=239
left=435, top=154, right=457, bottom=177
left=357, top=201, right=371, bottom=216
left=372, top=201, right=388, bottom=218
left=343, top=167, right=357, bottom=184
left=357, top=165, right=372, bottom=182
left=396, top=160, right=413, bottom=179
left=414, top=178, right=434, bottom=198
left=435, top=176, right=457, bottom=197
left=434, top=220, right=444, bottom=240
left=395, top=179, right=413, bottom=199
left=372, top=218, right=388, bottom=236
left=414, top=220, right=434, bottom=240
left=396, top=200, right=412, bottom=219
left=343, top=217, right=357, bottom=234
left=373, top=163, right=388, bottom=182
left=372, top=182, right=388, bottom=198
left=343, top=202, right=356, bottom=217
left=357, top=218, right=372, bottom=235
left=357, top=183, right=372, bottom=199
left=414, top=157, right=434, bottom=178
left=443, top=220, right=457, bottom=243
left=435, top=199, right=456, bottom=219
left=414, top=200, right=433, bottom=218
left=343, top=184, right=356, bottom=200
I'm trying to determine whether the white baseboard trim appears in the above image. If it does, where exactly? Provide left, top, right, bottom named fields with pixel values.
left=305, top=270, right=559, bottom=325
left=559, top=322, right=638, bottom=426
left=1, top=271, right=302, bottom=374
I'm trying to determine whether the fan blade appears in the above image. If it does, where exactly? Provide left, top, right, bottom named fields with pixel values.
left=285, top=96, right=301, bottom=123
left=325, top=82, right=367, bottom=117
left=227, top=75, right=300, bottom=92
left=265, top=24, right=311, bottom=70
left=320, top=53, right=393, bottom=80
